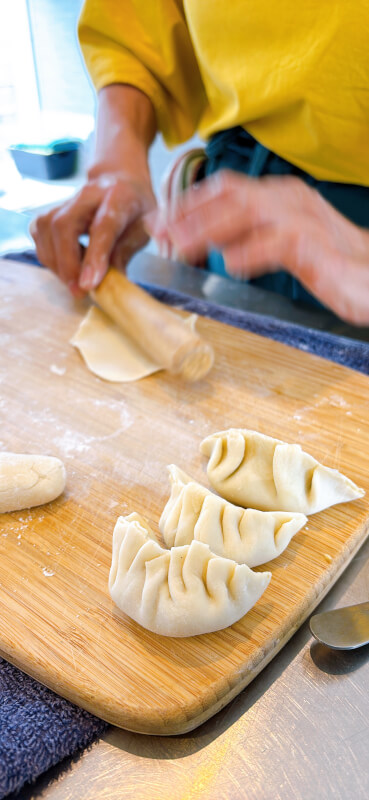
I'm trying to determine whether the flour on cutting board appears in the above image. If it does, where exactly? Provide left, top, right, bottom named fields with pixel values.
left=320, top=394, right=351, bottom=409
left=20, top=396, right=134, bottom=460
left=69, top=395, right=134, bottom=427
left=50, top=364, right=66, bottom=376
left=0, top=333, right=11, bottom=346
left=42, top=567, right=55, bottom=577
left=53, top=424, right=133, bottom=456
left=0, top=308, right=13, bottom=321
left=293, top=392, right=352, bottom=421
left=52, top=430, right=92, bottom=456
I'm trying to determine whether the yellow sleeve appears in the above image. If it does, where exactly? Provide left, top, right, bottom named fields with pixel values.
left=78, top=0, right=207, bottom=146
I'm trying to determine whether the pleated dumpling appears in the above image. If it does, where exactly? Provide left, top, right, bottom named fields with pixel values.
left=159, top=465, right=307, bottom=566
left=200, top=429, right=364, bottom=515
left=109, top=512, right=271, bottom=637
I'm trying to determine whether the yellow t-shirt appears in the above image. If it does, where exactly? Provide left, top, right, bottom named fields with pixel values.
left=78, top=1, right=369, bottom=185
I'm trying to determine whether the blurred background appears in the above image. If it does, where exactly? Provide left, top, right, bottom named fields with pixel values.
left=0, top=0, right=192, bottom=252
left=1, top=1, right=94, bottom=216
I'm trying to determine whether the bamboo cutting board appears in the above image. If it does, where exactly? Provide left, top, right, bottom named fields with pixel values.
left=0, top=259, right=368, bottom=735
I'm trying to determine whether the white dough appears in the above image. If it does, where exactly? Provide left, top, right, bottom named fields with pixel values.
left=200, top=429, right=365, bottom=515
left=0, top=453, right=66, bottom=513
left=71, top=306, right=198, bottom=382
left=109, top=512, right=271, bottom=637
left=159, top=465, right=307, bottom=566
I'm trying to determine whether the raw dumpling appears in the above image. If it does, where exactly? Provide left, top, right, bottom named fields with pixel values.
left=0, top=453, right=66, bottom=513
left=109, top=512, right=271, bottom=637
left=159, top=465, right=307, bottom=566
left=200, top=429, right=364, bottom=515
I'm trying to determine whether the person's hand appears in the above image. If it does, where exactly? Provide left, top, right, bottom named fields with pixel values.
left=30, top=170, right=156, bottom=297
left=146, top=171, right=369, bottom=324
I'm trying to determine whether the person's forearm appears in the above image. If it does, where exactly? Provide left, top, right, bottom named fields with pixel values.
left=88, top=84, right=157, bottom=179
left=31, top=84, right=157, bottom=294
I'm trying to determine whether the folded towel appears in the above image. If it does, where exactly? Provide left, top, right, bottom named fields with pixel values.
left=0, top=658, right=107, bottom=799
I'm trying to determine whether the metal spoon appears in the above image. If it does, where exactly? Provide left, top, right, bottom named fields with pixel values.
left=310, top=601, right=369, bottom=650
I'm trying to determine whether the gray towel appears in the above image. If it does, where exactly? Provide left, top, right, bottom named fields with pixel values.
left=0, top=658, right=107, bottom=798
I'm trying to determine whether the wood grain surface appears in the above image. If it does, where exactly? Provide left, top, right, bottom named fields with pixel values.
left=0, top=258, right=368, bottom=736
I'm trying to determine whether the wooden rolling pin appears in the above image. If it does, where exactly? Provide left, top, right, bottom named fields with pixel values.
left=91, top=268, right=214, bottom=382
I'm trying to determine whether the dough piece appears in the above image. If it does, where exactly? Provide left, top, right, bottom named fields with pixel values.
left=200, top=429, right=365, bottom=515
left=109, top=512, right=271, bottom=637
left=159, top=465, right=307, bottom=566
left=71, top=306, right=198, bottom=383
left=0, top=453, right=66, bottom=513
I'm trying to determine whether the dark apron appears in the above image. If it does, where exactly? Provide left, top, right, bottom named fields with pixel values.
left=203, top=127, right=369, bottom=308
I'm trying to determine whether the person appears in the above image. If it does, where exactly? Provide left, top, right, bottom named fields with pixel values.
left=31, top=1, right=369, bottom=325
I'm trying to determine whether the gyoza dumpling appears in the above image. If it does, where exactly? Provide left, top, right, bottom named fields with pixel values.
left=109, top=512, right=271, bottom=637
left=159, top=465, right=307, bottom=566
left=200, top=429, right=364, bottom=515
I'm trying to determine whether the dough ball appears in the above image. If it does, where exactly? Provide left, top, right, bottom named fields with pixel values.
left=0, top=453, right=66, bottom=513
